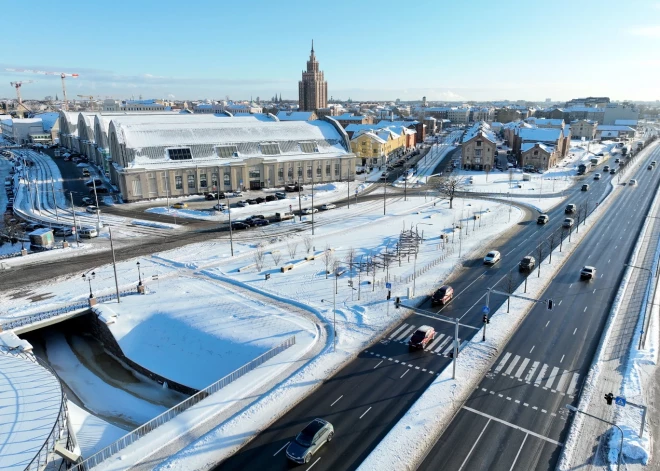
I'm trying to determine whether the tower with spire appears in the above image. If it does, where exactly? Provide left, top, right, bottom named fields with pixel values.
left=298, top=40, right=328, bottom=111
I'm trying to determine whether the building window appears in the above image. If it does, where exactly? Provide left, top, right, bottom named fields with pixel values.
left=288, top=167, right=294, bottom=179
left=249, top=167, right=261, bottom=179
left=335, top=163, right=340, bottom=176
left=326, top=162, right=331, bottom=176
left=476, top=141, right=482, bottom=147
left=216, top=145, right=239, bottom=158
left=211, top=173, right=218, bottom=189
left=298, top=164, right=303, bottom=177
left=200, top=173, right=207, bottom=188
left=307, top=164, right=312, bottom=178
left=316, top=165, right=322, bottom=177
left=175, top=176, right=183, bottom=189
left=533, top=151, right=539, bottom=156
left=299, top=141, right=318, bottom=153
left=168, top=148, right=193, bottom=160
left=475, top=149, right=482, bottom=157
left=278, top=167, right=284, bottom=180
left=188, top=174, right=195, bottom=189
left=260, top=143, right=280, bottom=155
left=223, top=173, right=231, bottom=186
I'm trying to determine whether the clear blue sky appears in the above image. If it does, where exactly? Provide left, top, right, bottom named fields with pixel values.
left=3, top=0, right=659, bottom=102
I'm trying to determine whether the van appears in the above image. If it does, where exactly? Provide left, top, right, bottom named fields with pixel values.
left=275, top=212, right=294, bottom=221
left=78, top=227, right=98, bottom=238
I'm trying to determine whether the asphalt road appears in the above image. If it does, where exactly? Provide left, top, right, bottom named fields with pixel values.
left=418, top=144, right=660, bottom=470
left=211, top=154, right=627, bottom=470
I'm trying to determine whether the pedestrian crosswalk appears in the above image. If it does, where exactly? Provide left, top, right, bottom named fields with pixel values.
left=387, top=323, right=462, bottom=356
left=492, top=351, right=581, bottom=397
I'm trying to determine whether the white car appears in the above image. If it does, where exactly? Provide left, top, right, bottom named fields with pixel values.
left=86, top=205, right=100, bottom=214
left=302, top=207, right=318, bottom=214
left=230, top=191, right=243, bottom=197
left=321, top=203, right=336, bottom=210
left=213, top=203, right=228, bottom=211
left=236, top=200, right=249, bottom=207
left=483, top=250, right=501, bottom=265
left=563, top=218, right=575, bottom=228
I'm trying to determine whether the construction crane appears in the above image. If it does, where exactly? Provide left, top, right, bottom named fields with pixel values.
left=5, top=68, right=79, bottom=111
left=9, top=80, right=34, bottom=105
left=77, top=94, right=96, bottom=110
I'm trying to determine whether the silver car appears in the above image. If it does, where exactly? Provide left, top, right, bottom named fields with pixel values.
left=286, top=418, right=334, bottom=464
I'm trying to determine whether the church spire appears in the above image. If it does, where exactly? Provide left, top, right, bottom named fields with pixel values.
left=311, top=39, right=314, bottom=54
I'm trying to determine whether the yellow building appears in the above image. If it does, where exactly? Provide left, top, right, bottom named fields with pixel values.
left=350, top=128, right=407, bottom=167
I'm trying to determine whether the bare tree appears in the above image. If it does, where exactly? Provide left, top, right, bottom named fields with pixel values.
left=303, top=235, right=313, bottom=254
left=433, top=170, right=464, bottom=209
left=547, top=230, right=557, bottom=264
left=323, top=245, right=336, bottom=279
left=271, top=250, right=282, bottom=266
left=253, top=244, right=265, bottom=272
left=346, top=247, right=356, bottom=281
left=286, top=240, right=297, bottom=259
left=536, top=241, right=544, bottom=278
left=508, top=168, right=514, bottom=188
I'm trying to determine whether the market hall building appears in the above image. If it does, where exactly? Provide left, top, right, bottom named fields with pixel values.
left=59, top=112, right=356, bottom=202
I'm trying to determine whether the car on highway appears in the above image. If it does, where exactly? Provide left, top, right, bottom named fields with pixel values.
left=648, top=165, right=654, bottom=170
left=581, top=184, right=589, bottom=191
left=275, top=191, right=287, bottom=199
left=213, top=203, right=228, bottom=211
left=563, top=217, right=575, bottom=228
left=519, top=256, right=536, bottom=272
left=302, top=207, right=318, bottom=214
left=431, top=285, right=454, bottom=305
left=537, top=214, right=549, bottom=224
left=85, top=178, right=104, bottom=187
left=483, top=250, right=501, bottom=265
left=610, top=168, right=616, bottom=175
left=630, top=179, right=637, bottom=186
left=652, top=161, right=657, bottom=166
left=594, top=173, right=601, bottom=180
left=614, top=158, right=620, bottom=163
left=409, top=325, right=436, bottom=350
left=236, top=200, right=249, bottom=207
left=244, top=215, right=265, bottom=225
left=380, top=172, right=389, bottom=180
left=580, top=265, right=597, bottom=280
left=86, top=205, right=100, bottom=214
left=565, top=204, right=577, bottom=214
left=321, top=203, right=336, bottom=210
left=603, top=165, right=610, bottom=172
left=231, top=221, right=250, bottom=230
left=82, top=168, right=90, bottom=177
left=285, top=418, right=334, bottom=464
left=171, top=202, right=188, bottom=209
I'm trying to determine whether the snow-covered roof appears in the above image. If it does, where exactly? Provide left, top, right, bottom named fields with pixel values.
left=614, top=119, right=638, bottom=126
left=356, top=131, right=387, bottom=144
left=276, top=111, right=315, bottom=121
left=376, top=120, right=419, bottom=127
left=462, top=121, right=496, bottom=144
left=596, top=125, right=635, bottom=132
left=528, top=118, right=564, bottom=127
left=9, top=118, right=42, bottom=124
left=564, top=106, right=604, bottom=113
left=335, top=113, right=368, bottom=121
left=518, top=127, right=563, bottom=143
left=521, top=142, right=554, bottom=153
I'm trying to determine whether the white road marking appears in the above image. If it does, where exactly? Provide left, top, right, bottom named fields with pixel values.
left=545, top=367, right=560, bottom=389
left=359, top=406, right=372, bottom=419
left=593, top=289, right=596, bottom=294
left=373, top=360, right=383, bottom=369
left=395, top=325, right=416, bottom=341
left=274, top=441, right=290, bottom=456
left=509, top=433, right=528, bottom=471
left=608, top=259, right=611, bottom=264
left=389, top=323, right=409, bottom=339
left=573, top=328, right=578, bottom=335
left=530, top=346, right=535, bottom=354
left=569, top=283, right=573, bottom=289
left=535, top=364, right=548, bottom=386
left=545, top=321, right=550, bottom=328
left=498, top=393, right=503, bottom=398
left=560, top=355, right=565, bottom=363
left=331, top=395, right=343, bottom=407
left=435, top=336, right=452, bottom=353
left=442, top=340, right=457, bottom=356
left=555, top=369, right=571, bottom=393
left=458, top=418, right=491, bottom=471
left=515, top=358, right=530, bottom=379
left=525, top=361, right=540, bottom=382
left=306, top=457, right=321, bottom=470
left=583, top=306, right=587, bottom=312
left=532, top=406, right=538, bottom=410
left=558, top=300, right=563, bottom=306
left=400, top=369, right=410, bottom=379
left=426, top=334, right=445, bottom=351
left=504, top=355, right=521, bottom=376
left=494, top=352, right=512, bottom=374
left=462, top=406, right=563, bottom=445
left=567, top=373, right=581, bottom=395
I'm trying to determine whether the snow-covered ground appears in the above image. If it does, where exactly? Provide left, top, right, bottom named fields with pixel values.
left=67, top=401, right=125, bottom=458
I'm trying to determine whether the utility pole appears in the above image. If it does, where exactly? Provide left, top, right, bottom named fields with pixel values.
left=92, top=179, right=101, bottom=230
left=347, top=170, right=350, bottom=209
left=227, top=193, right=234, bottom=256
left=51, top=178, right=59, bottom=223
left=109, top=227, right=120, bottom=303
left=383, top=180, right=387, bottom=215
left=69, top=192, right=79, bottom=247
left=311, top=172, right=315, bottom=235
left=452, top=317, right=459, bottom=379
left=297, top=174, right=303, bottom=221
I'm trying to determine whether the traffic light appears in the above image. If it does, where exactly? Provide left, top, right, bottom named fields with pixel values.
left=604, top=392, right=614, bottom=405
left=483, top=315, right=489, bottom=324
left=395, top=297, right=400, bottom=308
left=547, top=299, right=554, bottom=311
left=387, top=290, right=391, bottom=300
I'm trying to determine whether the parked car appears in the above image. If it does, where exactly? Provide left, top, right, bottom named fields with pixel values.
left=231, top=221, right=250, bottom=230
left=213, top=203, right=228, bottom=211
left=236, top=200, right=249, bottom=207
left=565, top=204, right=577, bottom=214
left=246, top=198, right=259, bottom=205
left=205, top=192, right=225, bottom=200
left=321, top=203, right=336, bottom=210
left=334, top=265, right=348, bottom=276
left=265, top=195, right=278, bottom=202
left=78, top=226, right=98, bottom=238
left=285, top=418, right=334, bottom=464
left=255, top=197, right=266, bottom=204
left=483, top=250, right=501, bottom=265
left=82, top=197, right=94, bottom=205
left=53, top=227, right=73, bottom=237
left=431, top=285, right=454, bottom=305
left=86, top=205, right=100, bottom=214
left=302, top=207, right=318, bottom=214
left=253, top=219, right=270, bottom=227
left=519, top=256, right=536, bottom=272
left=537, top=214, right=549, bottom=224
left=563, top=218, right=575, bottom=228
left=580, top=266, right=597, bottom=280
left=275, top=191, right=287, bottom=199
left=409, top=325, right=436, bottom=350
left=171, top=202, right=188, bottom=209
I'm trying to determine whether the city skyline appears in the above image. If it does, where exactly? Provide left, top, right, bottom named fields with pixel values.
left=2, top=0, right=659, bottom=102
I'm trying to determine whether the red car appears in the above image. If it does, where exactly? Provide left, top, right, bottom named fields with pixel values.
left=409, top=325, right=436, bottom=350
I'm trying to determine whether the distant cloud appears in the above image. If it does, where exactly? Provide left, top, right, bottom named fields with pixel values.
left=629, top=25, right=660, bottom=37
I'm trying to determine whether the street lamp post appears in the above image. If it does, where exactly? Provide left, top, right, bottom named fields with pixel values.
left=82, top=271, right=95, bottom=298
left=136, top=261, right=142, bottom=286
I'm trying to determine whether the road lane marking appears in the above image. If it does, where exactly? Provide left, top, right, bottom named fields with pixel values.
left=400, top=369, right=410, bottom=379
left=494, top=352, right=511, bottom=374
left=435, top=336, right=452, bottom=353
left=569, top=283, right=573, bottom=289
left=545, top=321, right=550, bottom=327
left=274, top=442, right=290, bottom=456
left=426, top=334, right=445, bottom=351
left=462, top=407, right=563, bottom=445
left=373, top=360, right=383, bottom=369
left=555, top=369, right=571, bottom=393
left=458, top=418, right=491, bottom=471
left=395, top=325, right=416, bottom=341
left=306, top=457, right=321, bottom=470
left=331, top=395, right=343, bottom=407
left=567, top=373, right=581, bottom=396
left=546, top=367, right=560, bottom=389
left=359, top=406, right=372, bottom=419
left=529, top=346, right=535, bottom=354
left=389, top=323, right=409, bottom=338
left=558, top=300, right=562, bottom=306
left=535, top=364, right=548, bottom=386
left=583, top=307, right=587, bottom=312
left=593, top=289, right=596, bottom=294
left=504, top=355, right=521, bottom=376
left=442, top=340, right=457, bottom=356
left=573, top=328, right=578, bottom=335
left=509, top=433, right=528, bottom=471
left=525, top=361, right=539, bottom=382
left=515, top=358, right=530, bottom=379
left=560, top=355, right=565, bottom=363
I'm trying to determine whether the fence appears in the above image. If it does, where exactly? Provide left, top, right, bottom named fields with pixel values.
left=0, top=288, right=140, bottom=332
left=373, top=244, right=456, bottom=288
left=72, top=335, right=296, bottom=470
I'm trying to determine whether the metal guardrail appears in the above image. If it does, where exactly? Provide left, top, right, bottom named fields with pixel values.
left=72, top=335, right=296, bottom=470
left=0, top=289, right=140, bottom=331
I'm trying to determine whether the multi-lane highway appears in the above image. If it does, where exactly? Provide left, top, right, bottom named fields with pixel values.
left=418, top=143, right=660, bottom=470
left=213, top=145, right=654, bottom=469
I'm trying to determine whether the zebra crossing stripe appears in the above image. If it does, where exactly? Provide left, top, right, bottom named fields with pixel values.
left=545, top=367, right=560, bottom=389
left=395, top=325, right=416, bottom=342
left=389, top=323, right=409, bottom=339
left=515, top=358, right=530, bottom=379
left=524, top=361, right=539, bottom=382
left=494, top=353, right=511, bottom=374
left=567, top=372, right=580, bottom=396
left=535, top=364, right=548, bottom=386
left=426, top=335, right=445, bottom=351
left=554, top=369, right=571, bottom=393
left=504, top=355, right=521, bottom=376
left=434, top=336, right=451, bottom=353
left=441, top=339, right=457, bottom=355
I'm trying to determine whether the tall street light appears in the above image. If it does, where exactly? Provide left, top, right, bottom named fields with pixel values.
left=82, top=271, right=96, bottom=298
left=136, top=261, right=143, bottom=286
